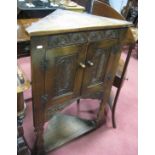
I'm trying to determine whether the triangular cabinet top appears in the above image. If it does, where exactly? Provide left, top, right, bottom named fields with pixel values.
left=26, top=9, right=132, bottom=36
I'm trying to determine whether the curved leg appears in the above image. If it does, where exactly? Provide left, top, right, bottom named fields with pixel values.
left=112, top=43, right=135, bottom=128
left=111, top=89, right=120, bottom=128
left=32, top=126, right=45, bottom=155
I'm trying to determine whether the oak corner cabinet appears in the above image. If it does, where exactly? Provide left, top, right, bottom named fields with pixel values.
left=26, top=9, right=132, bottom=155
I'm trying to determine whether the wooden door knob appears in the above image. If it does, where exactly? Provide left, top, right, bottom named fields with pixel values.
left=87, top=60, right=94, bottom=66
left=79, top=62, right=86, bottom=68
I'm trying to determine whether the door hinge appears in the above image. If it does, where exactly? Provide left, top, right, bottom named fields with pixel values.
left=41, top=94, right=48, bottom=107
left=40, top=59, right=48, bottom=71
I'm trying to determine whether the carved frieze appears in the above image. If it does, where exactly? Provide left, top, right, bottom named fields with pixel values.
left=104, top=30, right=119, bottom=39
left=48, top=32, right=87, bottom=48
left=47, top=29, right=125, bottom=48
left=88, top=30, right=119, bottom=42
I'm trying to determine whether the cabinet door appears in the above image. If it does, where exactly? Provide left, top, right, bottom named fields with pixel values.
left=81, top=40, right=120, bottom=99
left=45, top=44, right=87, bottom=107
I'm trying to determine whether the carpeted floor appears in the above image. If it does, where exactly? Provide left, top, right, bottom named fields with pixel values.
left=18, top=52, right=137, bottom=155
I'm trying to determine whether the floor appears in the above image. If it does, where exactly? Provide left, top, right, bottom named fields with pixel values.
left=18, top=51, right=138, bottom=155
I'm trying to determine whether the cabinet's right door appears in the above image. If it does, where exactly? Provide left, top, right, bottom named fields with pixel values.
left=81, top=39, right=121, bottom=99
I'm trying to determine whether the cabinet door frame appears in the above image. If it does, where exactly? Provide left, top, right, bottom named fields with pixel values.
left=81, top=39, right=119, bottom=98
left=45, top=44, right=88, bottom=108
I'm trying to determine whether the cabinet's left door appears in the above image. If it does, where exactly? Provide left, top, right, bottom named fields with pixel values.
left=45, top=44, right=87, bottom=109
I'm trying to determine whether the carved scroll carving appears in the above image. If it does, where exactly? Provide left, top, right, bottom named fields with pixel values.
left=48, top=32, right=87, bottom=48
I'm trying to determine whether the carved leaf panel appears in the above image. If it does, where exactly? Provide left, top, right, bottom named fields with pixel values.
left=53, top=54, right=78, bottom=96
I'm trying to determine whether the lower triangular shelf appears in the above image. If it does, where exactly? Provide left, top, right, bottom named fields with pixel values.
left=44, top=113, right=96, bottom=152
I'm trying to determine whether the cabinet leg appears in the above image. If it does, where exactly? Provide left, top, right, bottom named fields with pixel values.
left=32, top=126, right=45, bottom=155
left=96, top=99, right=106, bottom=127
